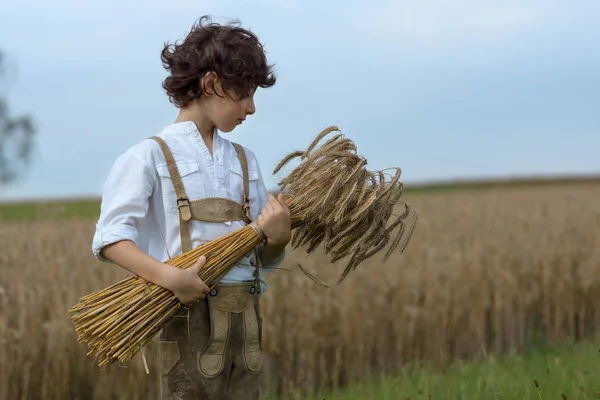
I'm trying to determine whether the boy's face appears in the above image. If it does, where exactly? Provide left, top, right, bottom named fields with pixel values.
left=203, top=75, right=257, bottom=134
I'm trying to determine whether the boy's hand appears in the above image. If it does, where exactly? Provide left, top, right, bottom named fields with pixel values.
left=163, top=256, right=210, bottom=307
left=257, top=193, right=291, bottom=247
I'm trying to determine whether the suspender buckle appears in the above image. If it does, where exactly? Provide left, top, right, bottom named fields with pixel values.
left=242, top=197, right=252, bottom=224
left=177, top=198, right=192, bottom=221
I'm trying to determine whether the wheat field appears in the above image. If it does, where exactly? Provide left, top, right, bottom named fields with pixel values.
left=1, top=182, right=600, bottom=399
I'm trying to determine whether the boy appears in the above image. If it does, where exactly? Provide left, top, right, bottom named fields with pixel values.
left=91, top=16, right=290, bottom=400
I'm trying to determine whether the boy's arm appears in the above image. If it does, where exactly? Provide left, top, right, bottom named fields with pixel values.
left=254, top=192, right=288, bottom=296
left=257, top=239, right=287, bottom=267
left=92, top=147, right=209, bottom=304
left=91, top=149, right=180, bottom=286
left=101, top=240, right=182, bottom=289
left=252, top=158, right=288, bottom=271
left=102, top=240, right=209, bottom=304
left=92, top=149, right=155, bottom=264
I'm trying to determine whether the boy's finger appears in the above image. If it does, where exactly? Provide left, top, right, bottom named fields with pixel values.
left=270, top=194, right=285, bottom=208
left=275, top=193, right=289, bottom=210
left=269, top=200, right=283, bottom=212
left=193, top=256, right=206, bottom=267
left=270, top=194, right=283, bottom=207
left=200, top=282, right=210, bottom=293
left=265, top=201, right=276, bottom=213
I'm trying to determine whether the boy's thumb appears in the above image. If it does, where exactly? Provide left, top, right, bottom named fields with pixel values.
left=192, top=256, right=207, bottom=271
left=277, top=192, right=286, bottom=204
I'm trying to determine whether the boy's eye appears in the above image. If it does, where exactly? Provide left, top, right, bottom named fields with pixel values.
left=232, top=85, right=255, bottom=100
left=243, top=87, right=256, bottom=99
left=239, top=91, right=255, bottom=100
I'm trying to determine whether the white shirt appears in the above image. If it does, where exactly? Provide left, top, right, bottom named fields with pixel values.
left=91, top=121, right=284, bottom=294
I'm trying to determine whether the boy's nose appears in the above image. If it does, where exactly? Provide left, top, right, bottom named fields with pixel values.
left=245, top=98, right=256, bottom=115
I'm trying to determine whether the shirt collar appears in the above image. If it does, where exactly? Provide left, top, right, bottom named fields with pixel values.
left=163, top=121, right=221, bottom=161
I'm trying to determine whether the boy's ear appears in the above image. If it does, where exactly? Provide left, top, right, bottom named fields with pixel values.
left=200, top=71, right=222, bottom=97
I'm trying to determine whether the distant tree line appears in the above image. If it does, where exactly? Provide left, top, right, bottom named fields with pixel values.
left=0, top=50, right=35, bottom=186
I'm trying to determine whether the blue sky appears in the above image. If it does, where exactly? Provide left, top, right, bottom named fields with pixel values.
left=0, top=0, right=598, bottom=201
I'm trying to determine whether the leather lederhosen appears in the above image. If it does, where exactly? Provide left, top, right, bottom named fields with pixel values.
left=150, top=136, right=263, bottom=400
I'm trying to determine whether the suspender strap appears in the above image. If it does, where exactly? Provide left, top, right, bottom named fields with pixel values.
left=149, top=136, right=256, bottom=280
left=231, top=142, right=252, bottom=225
left=230, top=143, right=260, bottom=288
left=150, top=136, right=194, bottom=252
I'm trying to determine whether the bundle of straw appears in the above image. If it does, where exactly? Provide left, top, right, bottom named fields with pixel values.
left=69, top=126, right=417, bottom=368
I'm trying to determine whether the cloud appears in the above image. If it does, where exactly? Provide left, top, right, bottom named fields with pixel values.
left=337, top=0, right=598, bottom=49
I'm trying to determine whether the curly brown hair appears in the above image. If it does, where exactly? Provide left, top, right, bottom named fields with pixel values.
left=160, top=16, right=277, bottom=108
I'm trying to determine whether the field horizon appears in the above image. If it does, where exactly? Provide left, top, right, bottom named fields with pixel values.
left=1, top=173, right=598, bottom=220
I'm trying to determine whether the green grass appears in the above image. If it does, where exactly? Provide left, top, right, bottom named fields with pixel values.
left=290, top=339, right=600, bottom=400
left=0, top=197, right=100, bottom=221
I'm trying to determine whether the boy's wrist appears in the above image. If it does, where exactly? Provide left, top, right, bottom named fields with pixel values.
left=264, top=237, right=289, bottom=249
left=153, top=263, right=181, bottom=292
left=262, top=227, right=291, bottom=249
left=258, top=238, right=287, bottom=265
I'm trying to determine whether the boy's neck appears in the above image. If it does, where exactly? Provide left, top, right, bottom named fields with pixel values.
left=174, top=107, right=215, bottom=154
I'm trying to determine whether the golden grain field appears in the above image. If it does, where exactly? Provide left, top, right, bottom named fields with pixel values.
left=1, top=183, right=600, bottom=400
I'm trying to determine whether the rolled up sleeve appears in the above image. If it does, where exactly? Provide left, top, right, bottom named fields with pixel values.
left=92, top=150, right=155, bottom=263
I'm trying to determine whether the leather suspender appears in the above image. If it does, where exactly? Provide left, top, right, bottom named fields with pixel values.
left=149, top=136, right=260, bottom=287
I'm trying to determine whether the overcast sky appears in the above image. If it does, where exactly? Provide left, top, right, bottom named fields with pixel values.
left=0, top=0, right=598, bottom=201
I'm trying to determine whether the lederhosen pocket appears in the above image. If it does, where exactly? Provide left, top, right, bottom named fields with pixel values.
left=198, top=282, right=263, bottom=377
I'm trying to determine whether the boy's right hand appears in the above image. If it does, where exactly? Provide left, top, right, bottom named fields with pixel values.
left=164, top=256, right=210, bottom=307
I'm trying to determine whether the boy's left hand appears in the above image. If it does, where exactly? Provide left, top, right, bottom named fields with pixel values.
left=256, top=193, right=291, bottom=247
